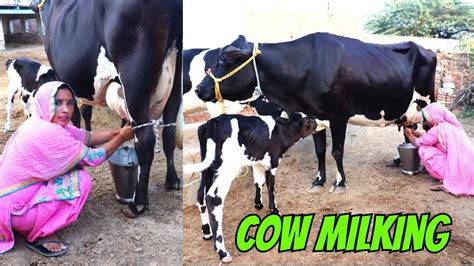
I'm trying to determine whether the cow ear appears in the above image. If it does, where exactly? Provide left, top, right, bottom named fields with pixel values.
left=221, top=45, right=252, bottom=61
left=230, top=35, right=248, bottom=48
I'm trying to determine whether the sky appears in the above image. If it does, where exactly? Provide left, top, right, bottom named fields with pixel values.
left=184, top=0, right=387, bottom=48
left=183, top=0, right=473, bottom=48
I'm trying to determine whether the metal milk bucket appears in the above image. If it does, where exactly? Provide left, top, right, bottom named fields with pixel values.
left=108, top=146, right=138, bottom=204
left=397, top=143, right=421, bottom=175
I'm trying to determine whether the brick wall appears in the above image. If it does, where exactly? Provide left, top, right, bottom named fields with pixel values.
left=435, top=52, right=473, bottom=110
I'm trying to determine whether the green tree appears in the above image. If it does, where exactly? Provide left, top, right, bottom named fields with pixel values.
left=365, top=0, right=473, bottom=39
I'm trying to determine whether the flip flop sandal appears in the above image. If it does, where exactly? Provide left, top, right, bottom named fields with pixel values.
left=25, top=239, right=68, bottom=257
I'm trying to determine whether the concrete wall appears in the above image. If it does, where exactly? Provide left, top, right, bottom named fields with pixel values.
left=0, top=18, right=4, bottom=50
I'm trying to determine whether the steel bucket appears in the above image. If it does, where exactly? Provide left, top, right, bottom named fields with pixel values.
left=108, top=146, right=138, bottom=204
left=397, top=143, right=421, bottom=175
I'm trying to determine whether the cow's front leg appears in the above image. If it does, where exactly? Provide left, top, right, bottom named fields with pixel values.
left=252, top=165, right=266, bottom=210
left=329, top=119, right=348, bottom=194
left=265, top=169, right=279, bottom=214
left=162, top=77, right=182, bottom=189
left=206, top=163, right=239, bottom=263
left=306, top=130, right=327, bottom=193
left=124, top=124, right=155, bottom=218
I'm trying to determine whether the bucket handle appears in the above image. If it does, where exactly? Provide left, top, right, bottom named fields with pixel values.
left=121, top=146, right=138, bottom=167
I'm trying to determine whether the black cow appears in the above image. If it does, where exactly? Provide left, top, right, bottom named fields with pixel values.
left=184, top=48, right=286, bottom=117
left=30, top=0, right=183, bottom=217
left=4, top=58, right=58, bottom=133
left=185, top=113, right=317, bottom=262
left=196, top=33, right=436, bottom=194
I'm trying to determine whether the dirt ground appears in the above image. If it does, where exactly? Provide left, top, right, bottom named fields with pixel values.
left=183, top=110, right=474, bottom=262
left=0, top=45, right=183, bottom=264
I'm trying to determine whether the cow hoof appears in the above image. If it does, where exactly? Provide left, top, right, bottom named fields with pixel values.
left=254, top=203, right=263, bottom=210
left=329, top=185, right=346, bottom=194
left=165, top=179, right=182, bottom=190
left=121, top=204, right=147, bottom=218
left=306, top=184, right=324, bottom=193
left=221, top=253, right=233, bottom=263
left=121, top=206, right=139, bottom=218
left=202, top=234, right=212, bottom=240
left=270, top=208, right=280, bottom=215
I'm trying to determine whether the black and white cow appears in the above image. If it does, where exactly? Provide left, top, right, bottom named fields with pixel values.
left=183, top=48, right=286, bottom=118
left=185, top=113, right=317, bottom=262
left=30, top=0, right=183, bottom=216
left=196, top=33, right=436, bottom=194
left=4, top=58, right=57, bottom=133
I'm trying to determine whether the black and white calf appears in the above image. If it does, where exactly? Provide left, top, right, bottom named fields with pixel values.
left=185, top=113, right=317, bottom=262
left=4, top=58, right=57, bottom=132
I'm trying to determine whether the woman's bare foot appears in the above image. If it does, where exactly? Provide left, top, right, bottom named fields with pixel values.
left=430, top=182, right=444, bottom=191
left=37, top=234, right=67, bottom=252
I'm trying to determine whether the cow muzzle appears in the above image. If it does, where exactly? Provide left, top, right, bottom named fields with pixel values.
left=195, top=84, right=216, bottom=102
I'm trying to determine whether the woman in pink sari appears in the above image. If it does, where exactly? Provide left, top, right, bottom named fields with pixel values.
left=404, top=102, right=474, bottom=196
left=0, top=81, right=134, bottom=257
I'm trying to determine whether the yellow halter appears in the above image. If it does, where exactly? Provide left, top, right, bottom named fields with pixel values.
left=206, top=43, right=261, bottom=113
left=37, top=0, right=47, bottom=11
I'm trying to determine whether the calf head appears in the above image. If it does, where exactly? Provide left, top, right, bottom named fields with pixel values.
left=196, top=35, right=257, bottom=102
left=286, top=113, right=317, bottom=142
left=395, top=98, right=430, bottom=129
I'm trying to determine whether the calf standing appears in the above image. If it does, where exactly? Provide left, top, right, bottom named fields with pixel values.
left=5, top=58, right=57, bottom=132
left=185, top=113, right=317, bottom=263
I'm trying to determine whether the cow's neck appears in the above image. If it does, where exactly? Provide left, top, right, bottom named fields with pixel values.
left=255, top=42, right=314, bottom=115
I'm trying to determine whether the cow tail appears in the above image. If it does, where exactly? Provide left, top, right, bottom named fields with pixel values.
left=6, top=59, right=13, bottom=70
left=183, top=138, right=216, bottom=175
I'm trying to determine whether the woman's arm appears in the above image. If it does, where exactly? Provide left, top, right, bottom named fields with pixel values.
left=89, top=129, right=121, bottom=146
left=404, top=127, right=418, bottom=146
left=101, top=125, right=134, bottom=158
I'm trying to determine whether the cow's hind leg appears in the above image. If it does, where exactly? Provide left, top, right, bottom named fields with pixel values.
left=196, top=124, right=219, bottom=240
left=20, top=93, right=32, bottom=118
left=206, top=162, right=239, bottom=263
left=4, top=85, right=17, bottom=133
left=197, top=167, right=215, bottom=240
left=329, top=119, right=348, bottom=194
left=162, top=67, right=182, bottom=189
left=265, top=169, right=279, bottom=214
left=253, top=165, right=266, bottom=210
left=306, top=130, right=327, bottom=193
left=81, top=104, right=93, bottom=131
left=71, top=102, right=81, bottom=129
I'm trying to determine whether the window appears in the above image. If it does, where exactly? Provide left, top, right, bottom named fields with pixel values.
left=9, top=19, right=21, bottom=33
left=25, top=19, right=38, bottom=33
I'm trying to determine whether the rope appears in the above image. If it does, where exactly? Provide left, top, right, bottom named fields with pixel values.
left=235, top=165, right=250, bottom=178
left=132, top=119, right=176, bottom=153
left=132, top=119, right=175, bottom=130
left=37, top=0, right=46, bottom=11
left=206, top=43, right=262, bottom=114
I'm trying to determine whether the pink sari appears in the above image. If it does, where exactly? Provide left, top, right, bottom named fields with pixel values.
left=415, top=103, right=474, bottom=196
left=0, top=82, right=106, bottom=253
